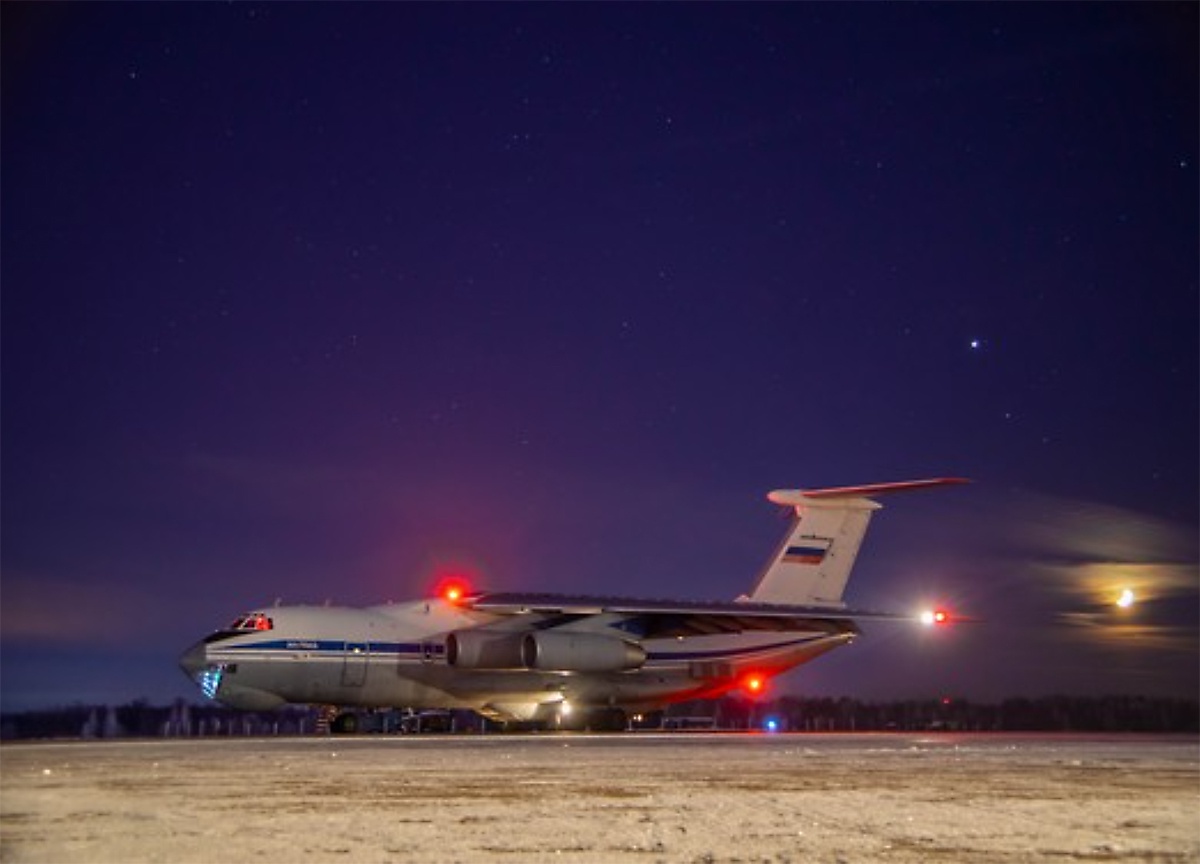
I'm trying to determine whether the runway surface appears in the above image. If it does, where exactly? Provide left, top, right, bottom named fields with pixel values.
left=2, top=732, right=1197, bottom=863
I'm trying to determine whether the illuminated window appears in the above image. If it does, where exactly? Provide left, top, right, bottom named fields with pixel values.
left=227, top=613, right=274, bottom=631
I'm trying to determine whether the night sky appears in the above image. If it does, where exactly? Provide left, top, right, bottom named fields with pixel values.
left=3, top=4, right=1196, bottom=711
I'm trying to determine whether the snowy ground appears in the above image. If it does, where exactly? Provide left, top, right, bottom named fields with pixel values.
left=1, top=732, right=1197, bottom=863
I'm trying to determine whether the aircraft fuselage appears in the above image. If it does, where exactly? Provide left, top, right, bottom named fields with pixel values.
left=180, top=597, right=857, bottom=723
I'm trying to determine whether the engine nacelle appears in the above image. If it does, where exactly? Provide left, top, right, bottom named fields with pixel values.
left=445, top=630, right=526, bottom=669
left=521, top=631, right=646, bottom=672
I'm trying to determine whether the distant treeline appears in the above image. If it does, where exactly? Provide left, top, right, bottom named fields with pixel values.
left=2, top=694, right=1196, bottom=740
left=707, top=694, right=1200, bottom=734
left=0, top=701, right=318, bottom=741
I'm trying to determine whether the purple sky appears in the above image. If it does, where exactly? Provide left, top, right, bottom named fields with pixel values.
left=3, top=3, right=1196, bottom=711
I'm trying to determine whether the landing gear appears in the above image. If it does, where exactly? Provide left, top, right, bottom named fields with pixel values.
left=553, top=706, right=628, bottom=732
left=330, top=712, right=359, bottom=734
left=588, top=707, right=629, bottom=732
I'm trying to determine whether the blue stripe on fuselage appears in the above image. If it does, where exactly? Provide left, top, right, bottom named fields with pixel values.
left=215, top=640, right=426, bottom=655
left=211, top=634, right=834, bottom=665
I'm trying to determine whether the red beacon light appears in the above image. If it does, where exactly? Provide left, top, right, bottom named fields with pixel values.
left=434, top=577, right=472, bottom=605
left=742, top=673, right=768, bottom=696
left=920, top=609, right=951, bottom=627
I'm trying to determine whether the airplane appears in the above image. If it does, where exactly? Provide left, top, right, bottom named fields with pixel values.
left=179, top=477, right=968, bottom=731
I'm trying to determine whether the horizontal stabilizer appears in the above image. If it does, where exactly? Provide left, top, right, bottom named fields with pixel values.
left=768, top=477, right=969, bottom=506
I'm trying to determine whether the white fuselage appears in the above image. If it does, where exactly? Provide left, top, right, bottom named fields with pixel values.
left=180, top=598, right=856, bottom=723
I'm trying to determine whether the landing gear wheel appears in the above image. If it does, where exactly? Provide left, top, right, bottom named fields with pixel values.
left=588, top=708, right=628, bottom=732
left=330, top=712, right=359, bottom=734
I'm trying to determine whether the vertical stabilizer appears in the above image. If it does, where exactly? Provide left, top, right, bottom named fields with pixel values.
left=743, top=478, right=968, bottom=607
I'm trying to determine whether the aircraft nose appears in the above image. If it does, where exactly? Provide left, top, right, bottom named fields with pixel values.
left=179, top=640, right=207, bottom=679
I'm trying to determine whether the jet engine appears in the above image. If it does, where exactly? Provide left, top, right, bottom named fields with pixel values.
left=521, top=631, right=646, bottom=672
left=445, top=631, right=526, bottom=669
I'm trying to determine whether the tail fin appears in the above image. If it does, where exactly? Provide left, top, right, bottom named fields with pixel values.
left=743, top=478, right=968, bottom=607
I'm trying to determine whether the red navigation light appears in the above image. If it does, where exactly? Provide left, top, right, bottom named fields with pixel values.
left=920, top=609, right=951, bottom=626
left=743, top=674, right=767, bottom=696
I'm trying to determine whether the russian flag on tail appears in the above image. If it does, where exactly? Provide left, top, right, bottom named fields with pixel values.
left=782, top=541, right=830, bottom=565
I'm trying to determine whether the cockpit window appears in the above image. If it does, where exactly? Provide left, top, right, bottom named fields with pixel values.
left=227, top=613, right=274, bottom=631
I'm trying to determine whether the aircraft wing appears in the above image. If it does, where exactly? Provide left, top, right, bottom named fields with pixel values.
left=463, top=592, right=917, bottom=639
